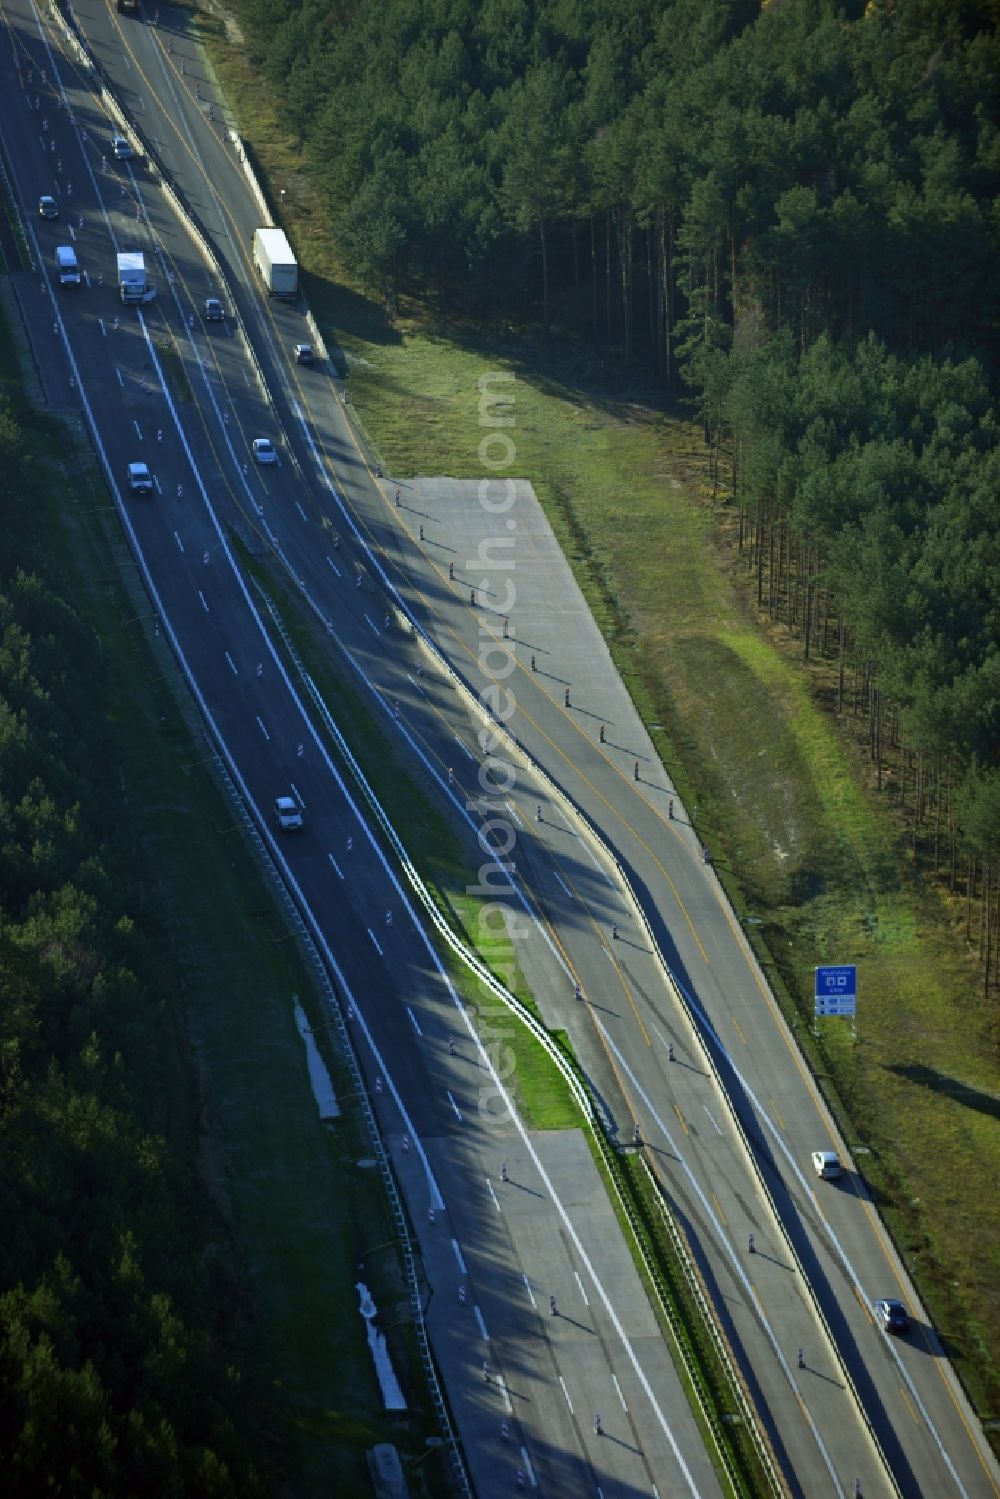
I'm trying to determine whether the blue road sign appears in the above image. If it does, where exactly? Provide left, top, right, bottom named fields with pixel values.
left=814, top=964, right=857, bottom=1017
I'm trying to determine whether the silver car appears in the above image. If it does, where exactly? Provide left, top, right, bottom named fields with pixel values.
left=274, top=795, right=303, bottom=831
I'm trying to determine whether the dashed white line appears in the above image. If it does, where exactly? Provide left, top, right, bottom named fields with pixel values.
left=611, top=1373, right=628, bottom=1411
left=406, top=672, right=426, bottom=696
left=497, top=1378, right=513, bottom=1416
left=474, top=1306, right=489, bottom=1342
left=132, top=420, right=141, bottom=439
left=446, top=1090, right=463, bottom=1122
left=505, top=800, right=524, bottom=829
left=173, top=530, right=184, bottom=552
left=650, top=1020, right=671, bottom=1052
left=325, top=554, right=341, bottom=577
left=486, top=1179, right=501, bottom=1213
left=451, top=1239, right=467, bottom=1275
left=115, top=367, right=124, bottom=387
left=224, top=651, right=237, bottom=675
left=363, top=613, right=379, bottom=635
left=703, top=1105, right=723, bottom=1135
left=327, top=853, right=344, bottom=880
left=558, top=1376, right=574, bottom=1416
left=520, top=1448, right=536, bottom=1487
left=574, top=1270, right=590, bottom=1307
left=522, top=1274, right=536, bottom=1310
left=255, top=715, right=270, bottom=741
left=406, top=1006, right=423, bottom=1036
left=290, top=783, right=304, bottom=807
left=553, top=870, right=572, bottom=897
left=368, top=929, right=383, bottom=956
left=294, top=500, right=308, bottom=522
left=198, top=589, right=209, bottom=612
left=453, top=733, right=475, bottom=761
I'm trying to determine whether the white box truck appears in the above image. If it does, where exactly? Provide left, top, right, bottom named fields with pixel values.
left=117, top=251, right=155, bottom=305
left=253, top=227, right=297, bottom=297
left=55, top=245, right=80, bottom=285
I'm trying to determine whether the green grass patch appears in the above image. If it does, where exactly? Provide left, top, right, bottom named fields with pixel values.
left=14, top=387, right=442, bottom=1495
left=200, top=8, right=1000, bottom=1447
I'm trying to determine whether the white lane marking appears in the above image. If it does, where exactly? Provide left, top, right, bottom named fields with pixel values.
left=197, top=590, right=209, bottom=612
left=325, top=554, right=341, bottom=577
left=522, top=1274, right=536, bottom=1310
left=703, top=1106, right=723, bottom=1135
left=574, top=1270, right=590, bottom=1307
left=559, top=1377, right=574, bottom=1416
left=553, top=870, right=572, bottom=898
left=447, top=1090, right=463, bottom=1122
left=580, top=835, right=614, bottom=886
left=592, top=1010, right=844, bottom=1493
left=364, top=613, right=379, bottom=635
left=174, top=530, right=184, bottom=552
left=99, top=317, right=107, bottom=337
left=486, top=1179, right=501, bottom=1213
left=115, top=367, right=123, bottom=386
left=612, top=1373, right=628, bottom=1411
left=406, top=1006, right=423, bottom=1036
left=452, top=1239, right=467, bottom=1276
left=290, top=783, right=304, bottom=806
left=520, top=1448, right=536, bottom=1487
left=650, top=1020, right=672, bottom=1052
left=498, top=1378, right=512, bottom=1416
left=368, top=929, right=383, bottom=956
left=133, top=421, right=142, bottom=439
left=505, top=799, right=524, bottom=830
left=453, top=733, right=475, bottom=761
left=474, top=1306, right=489, bottom=1342
left=154, top=476, right=163, bottom=496
left=603, top=946, right=617, bottom=966
left=224, top=651, right=237, bottom=675
left=327, top=853, right=344, bottom=880
left=255, top=715, right=269, bottom=741
left=294, top=500, right=307, bottom=522
left=406, top=672, right=426, bottom=697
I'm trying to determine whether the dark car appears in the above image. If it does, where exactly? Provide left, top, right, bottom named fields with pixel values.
left=293, top=342, right=314, bottom=364
left=204, top=297, right=224, bottom=322
left=876, top=1298, right=910, bottom=1334
left=38, top=195, right=59, bottom=220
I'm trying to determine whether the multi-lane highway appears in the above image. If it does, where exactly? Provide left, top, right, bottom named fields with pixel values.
left=0, top=4, right=730, bottom=1496
left=2, top=1, right=998, bottom=1496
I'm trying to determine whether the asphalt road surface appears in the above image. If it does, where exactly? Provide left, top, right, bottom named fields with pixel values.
left=3, top=3, right=999, bottom=1497
left=0, top=4, right=730, bottom=1495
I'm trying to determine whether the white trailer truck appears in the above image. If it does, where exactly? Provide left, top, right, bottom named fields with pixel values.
left=117, top=251, right=155, bottom=305
left=253, top=227, right=297, bottom=297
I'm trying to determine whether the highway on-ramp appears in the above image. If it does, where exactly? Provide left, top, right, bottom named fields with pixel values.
left=6, top=2, right=1000, bottom=1497
left=0, top=4, right=729, bottom=1496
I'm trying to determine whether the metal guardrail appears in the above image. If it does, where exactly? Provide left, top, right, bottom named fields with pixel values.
left=257, top=585, right=774, bottom=1499
left=210, top=752, right=472, bottom=1498
left=41, top=8, right=891, bottom=1489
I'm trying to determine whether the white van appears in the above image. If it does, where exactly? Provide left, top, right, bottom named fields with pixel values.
left=55, top=245, right=80, bottom=285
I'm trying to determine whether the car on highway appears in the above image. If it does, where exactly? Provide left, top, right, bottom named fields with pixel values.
left=293, top=342, right=314, bottom=364
left=38, top=195, right=59, bottom=220
left=112, top=135, right=133, bottom=160
left=274, top=795, right=303, bottom=832
left=252, top=437, right=277, bottom=465
left=127, top=461, right=153, bottom=493
left=811, top=1150, right=842, bottom=1179
left=876, top=1298, right=910, bottom=1334
left=204, top=297, right=225, bottom=322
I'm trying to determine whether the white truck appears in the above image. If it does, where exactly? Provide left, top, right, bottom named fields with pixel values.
left=117, top=250, right=155, bottom=305
left=253, top=227, right=297, bottom=297
left=55, top=245, right=81, bottom=285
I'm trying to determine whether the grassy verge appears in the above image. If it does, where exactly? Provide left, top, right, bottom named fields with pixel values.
left=244, top=558, right=580, bottom=1134
left=11, top=355, right=443, bottom=1494
left=203, top=3, right=999, bottom=1447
